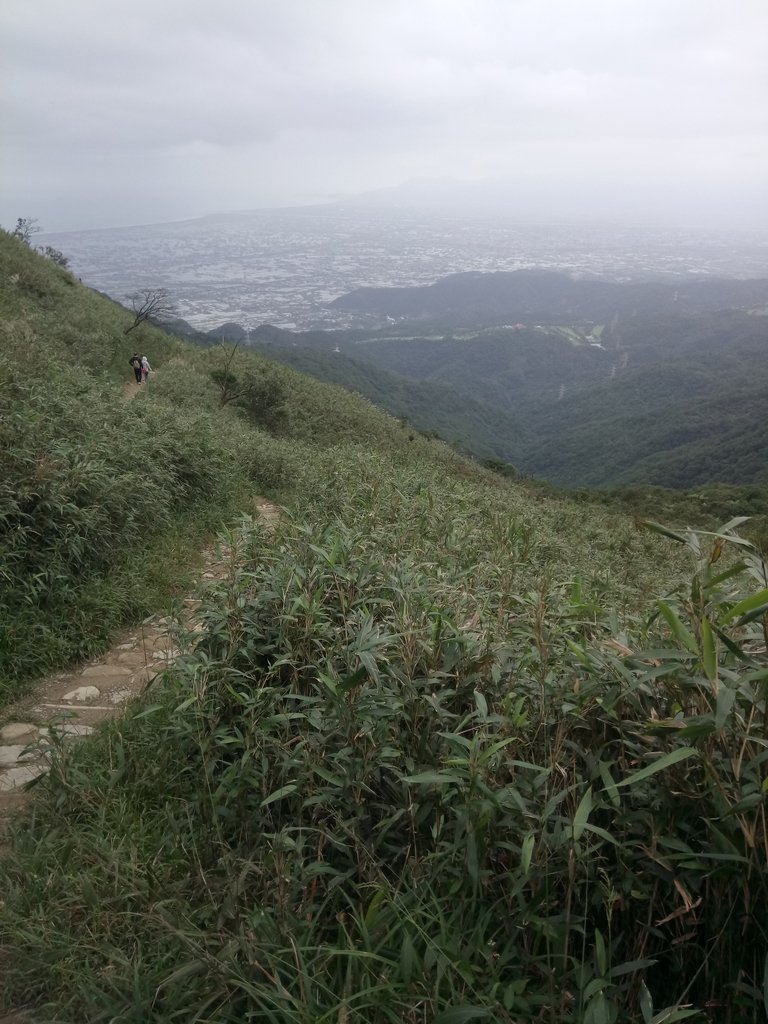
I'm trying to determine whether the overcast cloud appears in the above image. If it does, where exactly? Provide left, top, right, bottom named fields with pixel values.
left=1, top=0, right=766, bottom=231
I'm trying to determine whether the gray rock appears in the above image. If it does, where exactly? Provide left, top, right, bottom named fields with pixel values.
left=62, top=685, right=101, bottom=701
left=0, top=763, right=48, bottom=791
left=109, top=688, right=135, bottom=704
left=0, top=722, right=39, bottom=744
left=81, top=664, right=131, bottom=679
left=57, top=723, right=95, bottom=738
left=0, top=745, right=39, bottom=767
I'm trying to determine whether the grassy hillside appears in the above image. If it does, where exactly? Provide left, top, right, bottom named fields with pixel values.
left=0, top=229, right=417, bottom=697
left=2, top=234, right=768, bottom=1022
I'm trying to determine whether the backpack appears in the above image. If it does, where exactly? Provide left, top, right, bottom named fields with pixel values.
left=129, top=355, right=140, bottom=368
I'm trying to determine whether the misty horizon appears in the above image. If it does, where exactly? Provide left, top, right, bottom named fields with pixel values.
left=2, top=0, right=767, bottom=235
left=32, top=183, right=768, bottom=240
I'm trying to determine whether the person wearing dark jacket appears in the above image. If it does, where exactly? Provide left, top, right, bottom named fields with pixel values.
left=128, top=353, right=142, bottom=384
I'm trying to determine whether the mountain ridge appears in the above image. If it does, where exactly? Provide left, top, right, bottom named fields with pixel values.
left=330, top=267, right=768, bottom=323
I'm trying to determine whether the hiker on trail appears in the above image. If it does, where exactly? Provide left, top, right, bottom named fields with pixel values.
left=140, top=354, right=152, bottom=383
left=128, top=353, right=142, bottom=384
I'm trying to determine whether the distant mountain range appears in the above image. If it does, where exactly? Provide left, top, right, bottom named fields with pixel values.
left=329, top=268, right=768, bottom=324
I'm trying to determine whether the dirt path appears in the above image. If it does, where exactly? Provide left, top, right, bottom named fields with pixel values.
left=0, top=497, right=280, bottom=832
left=122, top=373, right=151, bottom=400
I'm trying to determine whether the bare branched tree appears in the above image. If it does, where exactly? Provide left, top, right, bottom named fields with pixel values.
left=124, top=288, right=176, bottom=335
left=9, top=216, right=70, bottom=267
left=11, top=217, right=41, bottom=245
left=210, top=343, right=251, bottom=405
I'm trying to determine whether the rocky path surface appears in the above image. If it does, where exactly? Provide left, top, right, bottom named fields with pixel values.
left=0, top=613, right=184, bottom=824
left=0, top=497, right=280, bottom=834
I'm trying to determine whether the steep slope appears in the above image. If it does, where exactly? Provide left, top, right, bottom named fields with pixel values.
left=516, top=312, right=768, bottom=486
left=338, top=326, right=612, bottom=412
left=252, top=342, right=526, bottom=460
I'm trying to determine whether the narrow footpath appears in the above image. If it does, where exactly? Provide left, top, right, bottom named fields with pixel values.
left=0, top=497, right=280, bottom=832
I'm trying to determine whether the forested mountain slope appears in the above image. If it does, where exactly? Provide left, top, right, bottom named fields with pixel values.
left=330, top=267, right=768, bottom=322
left=244, top=305, right=768, bottom=488
left=514, top=310, right=768, bottom=486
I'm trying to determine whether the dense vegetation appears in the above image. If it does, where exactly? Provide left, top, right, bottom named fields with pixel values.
left=2, top=236, right=768, bottom=1022
left=517, top=312, right=768, bottom=488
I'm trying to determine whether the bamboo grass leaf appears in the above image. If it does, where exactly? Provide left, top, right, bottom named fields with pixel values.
left=705, top=561, right=747, bottom=588
left=715, top=685, right=736, bottom=730
left=723, top=587, right=768, bottom=624
left=650, top=1009, right=700, bottom=1023
left=432, top=1007, right=492, bottom=1024
left=657, top=601, right=699, bottom=654
left=337, top=666, right=367, bottom=692
left=594, top=927, right=607, bottom=975
left=400, top=931, right=416, bottom=986
left=719, top=515, right=752, bottom=533
left=260, top=783, right=297, bottom=806
left=401, top=771, right=460, bottom=785
left=701, top=617, right=717, bottom=682
left=571, top=785, right=593, bottom=841
left=640, top=982, right=654, bottom=1024
left=598, top=762, right=620, bottom=808
left=640, top=521, right=689, bottom=544
left=615, top=747, right=698, bottom=788
left=473, top=689, right=488, bottom=718
left=736, top=601, right=768, bottom=626
left=520, top=832, right=535, bottom=875
left=711, top=623, right=749, bottom=661
left=608, top=957, right=657, bottom=979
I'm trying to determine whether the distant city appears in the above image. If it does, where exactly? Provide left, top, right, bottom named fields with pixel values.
left=42, top=204, right=768, bottom=332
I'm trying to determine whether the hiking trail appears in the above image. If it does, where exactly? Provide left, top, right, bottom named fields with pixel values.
left=0, top=497, right=280, bottom=833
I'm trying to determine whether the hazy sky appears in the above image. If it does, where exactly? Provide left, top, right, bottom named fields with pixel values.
left=2, top=0, right=767, bottom=231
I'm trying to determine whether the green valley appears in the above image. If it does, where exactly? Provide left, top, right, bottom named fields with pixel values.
left=242, top=274, right=768, bottom=491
